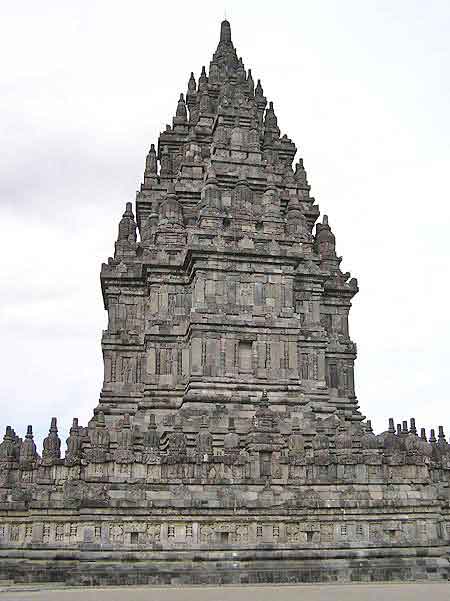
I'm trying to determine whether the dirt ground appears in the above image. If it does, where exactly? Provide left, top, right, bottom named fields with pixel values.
left=1, top=581, right=450, bottom=601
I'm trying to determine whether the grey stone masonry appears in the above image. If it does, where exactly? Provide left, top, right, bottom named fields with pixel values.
left=0, top=20, right=449, bottom=586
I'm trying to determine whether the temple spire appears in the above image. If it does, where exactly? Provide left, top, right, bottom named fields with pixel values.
left=198, top=66, right=208, bottom=91
left=187, top=72, right=196, bottom=94
left=255, top=79, right=264, bottom=98
left=247, top=69, right=254, bottom=96
left=175, top=93, right=187, bottom=120
left=220, top=19, right=232, bottom=43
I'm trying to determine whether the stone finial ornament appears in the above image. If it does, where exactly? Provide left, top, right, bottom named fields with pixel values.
left=19, top=425, right=37, bottom=466
left=145, top=143, right=157, bottom=176
left=176, top=93, right=187, bottom=120
left=42, top=417, right=61, bottom=465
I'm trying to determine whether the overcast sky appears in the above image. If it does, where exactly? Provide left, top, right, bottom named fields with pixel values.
left=1, top=0, right=449, bottom=447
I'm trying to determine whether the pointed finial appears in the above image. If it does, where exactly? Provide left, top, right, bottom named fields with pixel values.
left=438, top=425, right=447, bottom=444
left=70, top=418, right=79, bottom=434
left=145, top=144, right=157, bottom=175
left=402, top=420, right=408, bottom=434
left=220, top=19, right=232, bottom=43
left=247, top=68, right=254, bottom=95
left=420, top=427, right=427, bottom=441
left=410, top=418, right=417, bottom=435
left=188, top=72, right=196, bottom=93
left=176, top=93, right=187, bottom=119
left=26, top=425, right=33, bottom=439
left=264, top=101, right=278, bottom=129
left=123, top=201, right=133, bottom=218
left=255, top=79, right=264, bottom=98
left=396, top=424, right=402, bottom=435
left=429, top=428, right=436, bottom=443
left=198, top=66, right=208, bottom=91
left=50, top=417, right=58, bottom=433
left=388, top=418, right=395, bottom=434
left=366, top=420, right=373, bottom=434
left=323, top=215, right=329, bottom=226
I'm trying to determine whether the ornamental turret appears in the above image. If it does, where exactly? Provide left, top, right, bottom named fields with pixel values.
left=0, top=426, right=16, bottom=464
left=294, top=158, right=309, bottom=191
left=186, top=72, right=197, bottom=118
left=247, top=68, right=255, bottom=96
left=168, top=417, right=187, bottom=455
left=224, top=417, right=240, bottom=455
left=286, top=196, right=310, bottom=240
left=65, top=418, right=82, bottom=466
left=288, top=417, right=305, bottom=455
left=264, top=101, right=278, bottom=130
left=115, top=414, right=135, bottom=463
left=115, top=202, right=137, bottom=258
left=252, top=390, right=278, bottom=434
left=198, top=66, right=208, bottom=92
left=155, top=184, right=186, bottom=247
left=42, top=417, right=61, bottom=465
left=187, top=71, right=196, bottom=94
left=175, top=93, right=187, bottom=121
left=19, top=425, right=38, bottom=467
left=144, top=143, right=158, bottom=186
left=143, top=414, right=160, bottom=451
left=196, top=415, right=213, bottom=457
left=88, top=412, right=110, bottom=463
left=315, top=215, right=340, bottom=272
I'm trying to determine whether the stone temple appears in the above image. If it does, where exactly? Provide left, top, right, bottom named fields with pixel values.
left=1, top=20, right=449, bottom=585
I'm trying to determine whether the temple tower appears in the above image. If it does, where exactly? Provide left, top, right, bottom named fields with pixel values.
left=99, top=20, right=360, bottom=428
left=1, top=19, right=449, bottom=587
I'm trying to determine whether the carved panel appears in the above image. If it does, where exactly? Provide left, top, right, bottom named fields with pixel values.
left=10, top=523, right=20, bottom=542
left=199, top=523, right=214, bottom=542
left=109, top=524, right=124, bottom=543
left=286, top=523, right=301, bottom=543
left=146, top=523, right=161, bottom=541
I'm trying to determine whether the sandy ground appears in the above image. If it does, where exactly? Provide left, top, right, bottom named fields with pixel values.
left=0, top=582, right=450, bottom=601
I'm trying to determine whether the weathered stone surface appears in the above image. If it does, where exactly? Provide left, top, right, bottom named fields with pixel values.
left=0, top=20, right=449, bottom=585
